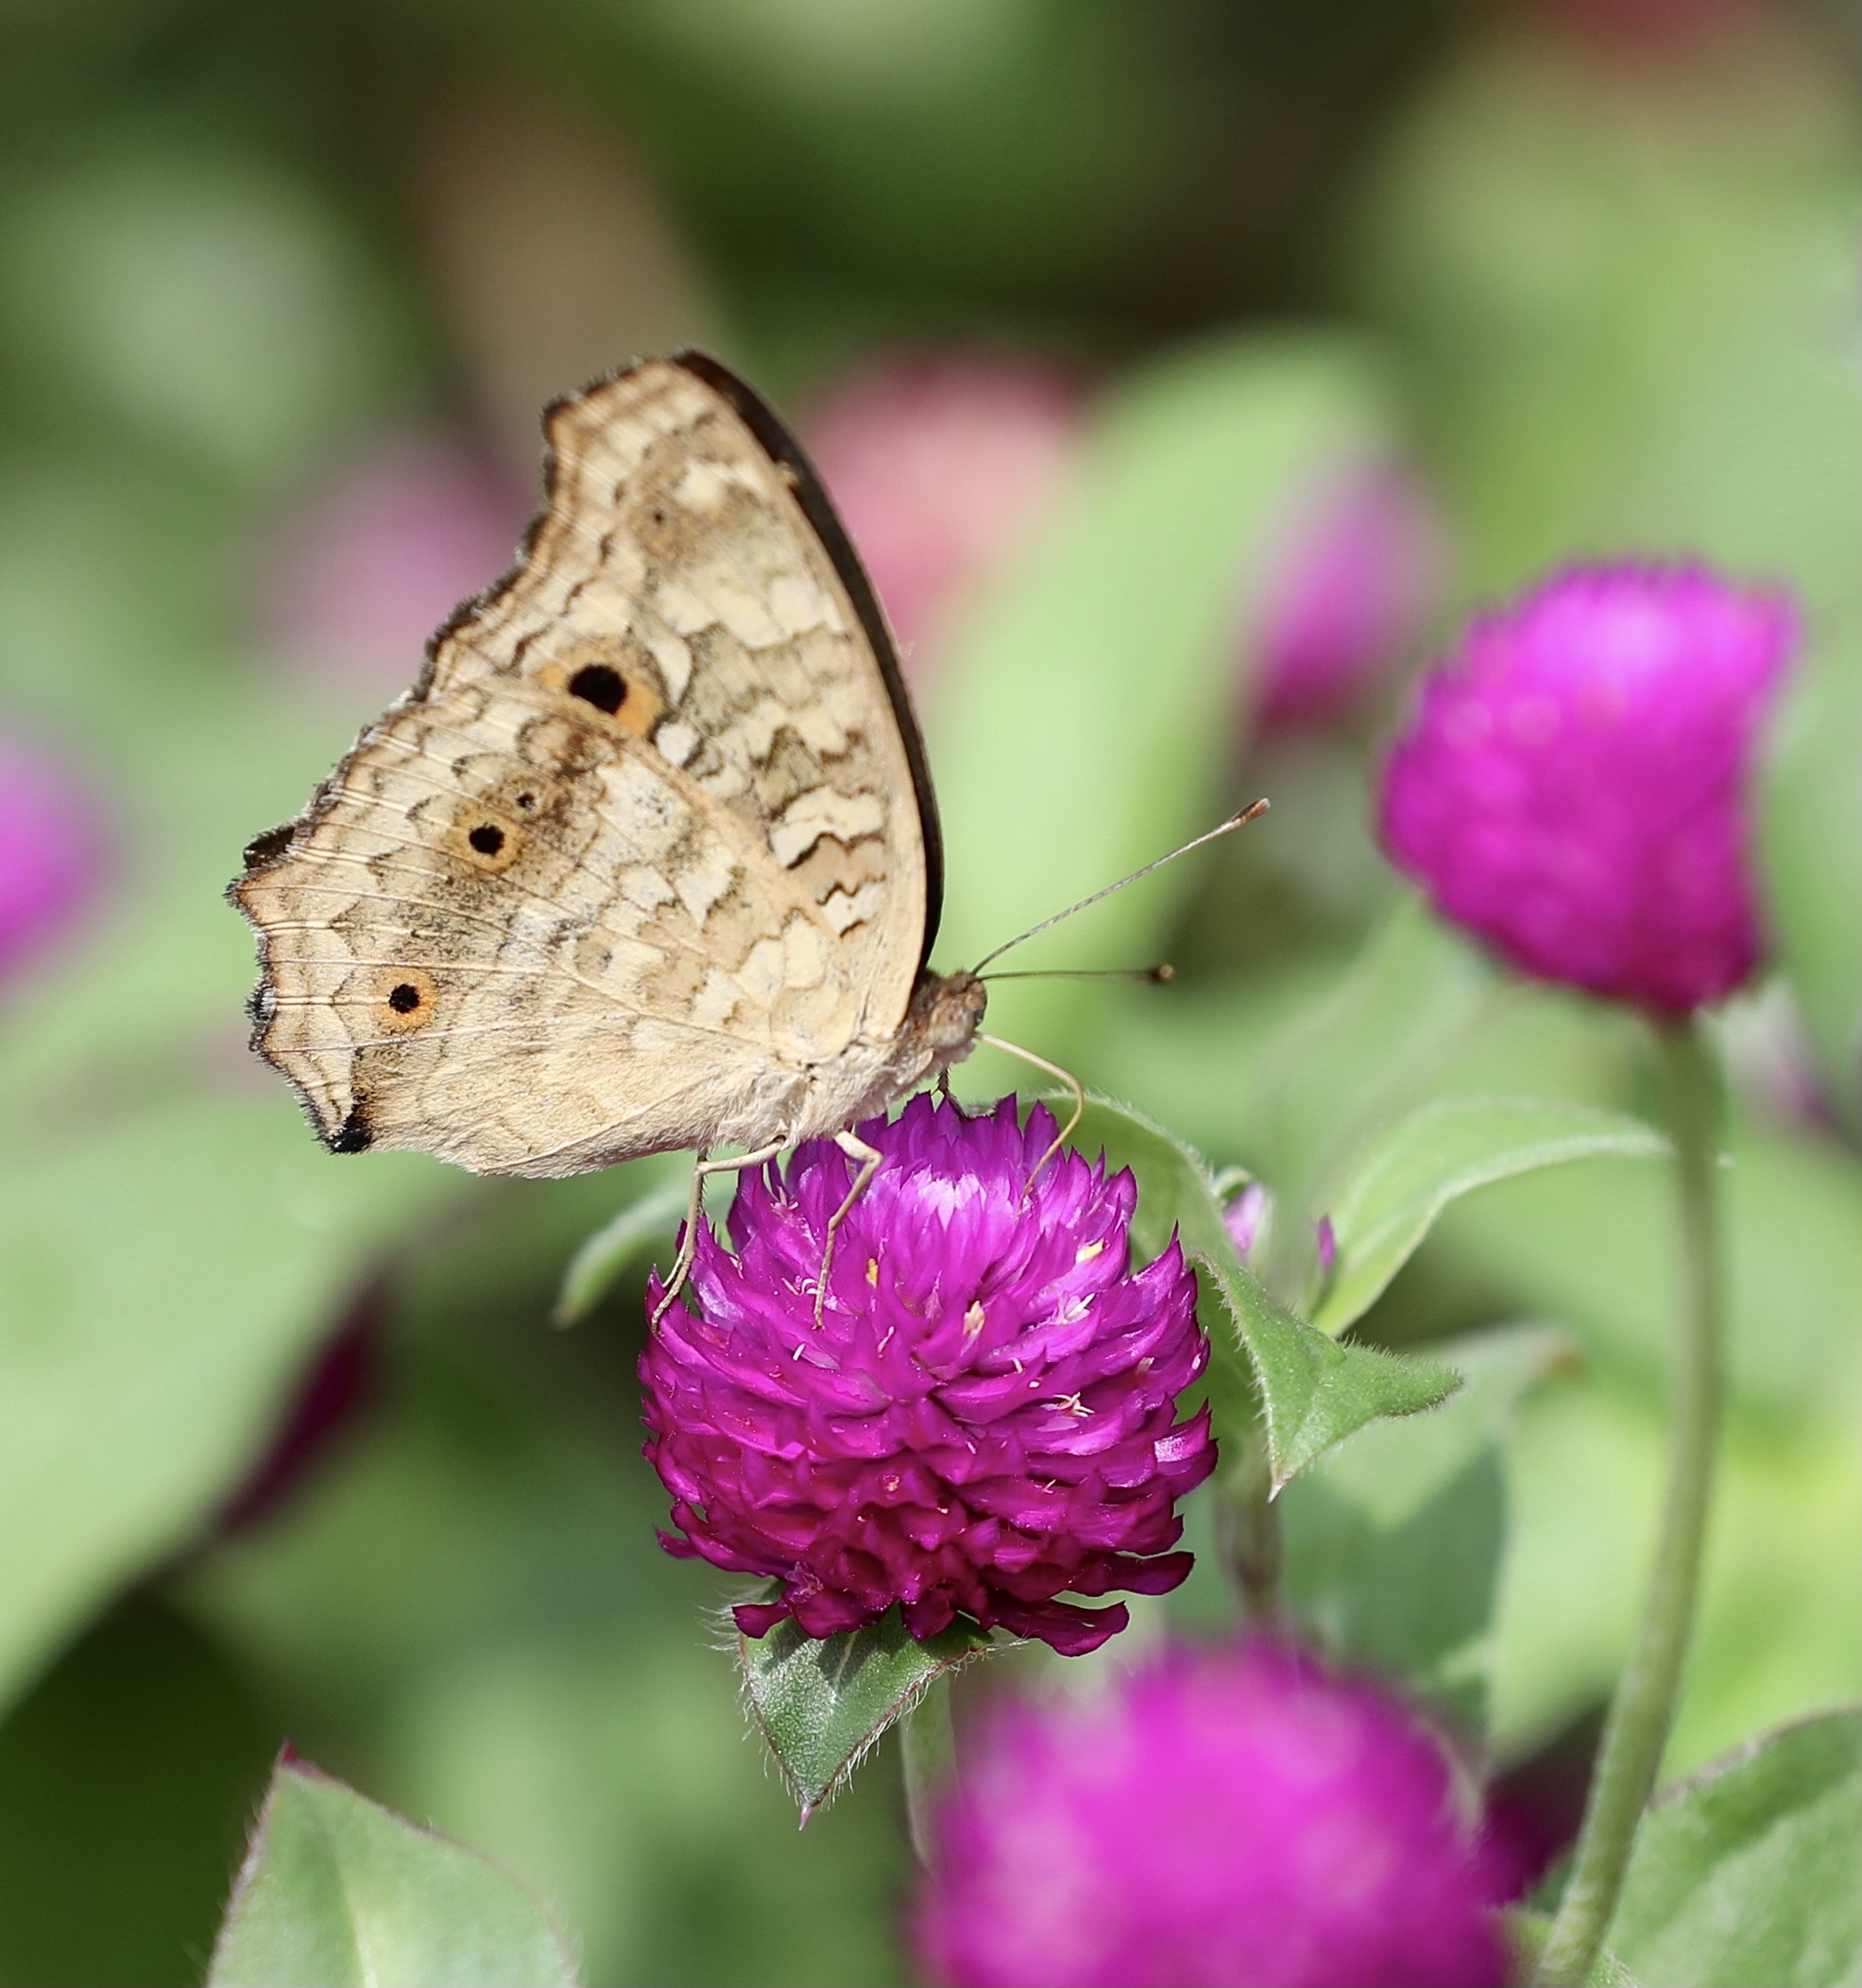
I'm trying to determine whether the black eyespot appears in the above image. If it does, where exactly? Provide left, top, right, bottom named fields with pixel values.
left=568, top=663, right=626, bottom=714
left=467, top=822, right=505, bottom=856
left=515, top=791, right=536, bottom=810
left=387, top=983, right=422, bottom=1014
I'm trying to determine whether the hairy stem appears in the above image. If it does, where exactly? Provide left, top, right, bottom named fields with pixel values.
left=1534, top=1016, right=1727, bottom=1986
left=901, top=1673, right=955, bottom=1868
left=1216, top=1441, right=1289, bottom=1635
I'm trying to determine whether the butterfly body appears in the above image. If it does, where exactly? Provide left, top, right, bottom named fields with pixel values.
left=234, top=353, right=983, bottom=1178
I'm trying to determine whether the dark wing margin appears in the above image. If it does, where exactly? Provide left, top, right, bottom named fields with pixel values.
left=668, top=347, right=947, bottom=969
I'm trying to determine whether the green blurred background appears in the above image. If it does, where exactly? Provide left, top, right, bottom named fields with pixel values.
left=0, top=2, right=1855, bottom=1982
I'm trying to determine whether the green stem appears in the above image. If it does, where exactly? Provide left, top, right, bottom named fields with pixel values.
left=1534, top=1016, right=1727, bottom=1987
left=1215, top=1441, right=1289, bottom=1635
left=901, top=1673, right=955, bottom=1868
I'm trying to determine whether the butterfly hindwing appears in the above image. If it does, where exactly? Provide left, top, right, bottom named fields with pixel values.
left=235, top=354, right=940, bottom=1176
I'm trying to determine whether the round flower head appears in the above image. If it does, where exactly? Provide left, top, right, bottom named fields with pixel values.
left=917, top=1642, right=1507, bottom=1988
left=1379, top=565, right=1796, bottom=1012
left=641, top=1095, right=1214, bottom=1656
left=0, top=730, right=108, bottom=984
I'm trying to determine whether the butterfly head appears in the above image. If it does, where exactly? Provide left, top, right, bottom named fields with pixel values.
left=908, top=968, right=987, bottom=1060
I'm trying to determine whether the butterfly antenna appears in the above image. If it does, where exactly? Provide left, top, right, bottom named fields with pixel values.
left=970, top=800, right=1267, bottom=975
left=981, top=963, right=1176, bottom=985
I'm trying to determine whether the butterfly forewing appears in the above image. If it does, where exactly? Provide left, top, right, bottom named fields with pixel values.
left=234, top=354, right=940, bottom=1177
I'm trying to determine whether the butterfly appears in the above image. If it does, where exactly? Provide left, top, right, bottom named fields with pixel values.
left=233, top=352, right=992, bottom=1288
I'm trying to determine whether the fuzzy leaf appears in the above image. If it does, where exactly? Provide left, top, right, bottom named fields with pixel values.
left=1069, top=1097, right=1459, bottom=1489
left=739, top=1604, right=992, bottom=1818
left=1310, top=1097, right=1667, bottom=1335
left=208, top=1756, right=577, bottom=1988
left=1609, top=1710, right=1862, bottom=1988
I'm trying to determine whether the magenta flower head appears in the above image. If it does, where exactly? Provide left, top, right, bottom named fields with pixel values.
left=1249, top=459, right=1444, bottom=729
left=641, top=1095, right=1214, bottom=1656
left=1379, top=564, right=1796, bottom=1013
left=0, top=729, right=109, bottom=984
left=917, top=1641, right=1508, bottom=1988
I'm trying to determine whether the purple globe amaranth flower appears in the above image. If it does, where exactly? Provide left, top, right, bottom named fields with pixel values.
left=1250, top=458, right=1445, bottom=729
left=917, top=1641, right=1508, bottom=1988
left=1379, top=564, right=1796, bottom=1013
left=0, top=729, right=109, bottom=983
left=641, top=1095, right=1215, bottom=1657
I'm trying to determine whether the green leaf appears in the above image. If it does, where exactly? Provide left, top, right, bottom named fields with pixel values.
left=1608, top=1710, right=1862, bottom=1988
left=1760, top=616, right=1862, bottom=1137
left=1353, top=35, right=1860, bottom=613
left=1280, top=1323, right=1571, bottom=1730
left=737, top=1604, right=992, bottom=1818
left=552, top=1167, right=688, bottom=1325
left=1507, top=1910, right=1643, bottom=1987
left=1068, top=1096, right=1459, bottom=1489
left=208, top=1755, right=578, bottom=1988
left=0, top=1097, right=458, bottom=1717
left=928, top=334, right=1409, bottom=1098
left=1311, top=1098, right=1666, bottom=1335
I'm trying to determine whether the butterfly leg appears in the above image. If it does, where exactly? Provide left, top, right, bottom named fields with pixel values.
left=650, top=1141, right=788, bottom=1328
left=977, top=1032, right=1085, bottom=1191
left=815, top=1128, right=884, bottom=1327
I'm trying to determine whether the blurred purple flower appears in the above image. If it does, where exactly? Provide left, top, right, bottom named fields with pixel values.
left=1315, top=1215, right=1337, bottom=1276
left=1250, top=459, right=1444, bottom=729
left=1379, top=564, right=1796, bottom=1014
left=641, top=1095, right=1215, bottom=1656
left=917, top=1641, right=1508, bottom=1988
left=0, top=730, right=109, bottom=983
left=259, top=434, right=528, bottom=689
left=803, top=353, right=1084, bottom=681
left=1222, top=1180, right=1269, bottom=1262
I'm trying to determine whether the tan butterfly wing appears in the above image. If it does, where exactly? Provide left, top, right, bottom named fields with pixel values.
left=234, top=353, right=944, bottom=1177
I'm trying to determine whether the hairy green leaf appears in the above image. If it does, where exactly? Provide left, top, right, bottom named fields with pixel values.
left=1609, top=1710, right=1862, bottom=1988
left=1311, top=1097, right=1665, bottom=1335
left=209, top=1756, right=577, bottom=1988
left=738, top=1605, right=992, bottom=1817
left=1069, top=1096, right=1459, bottom=1488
